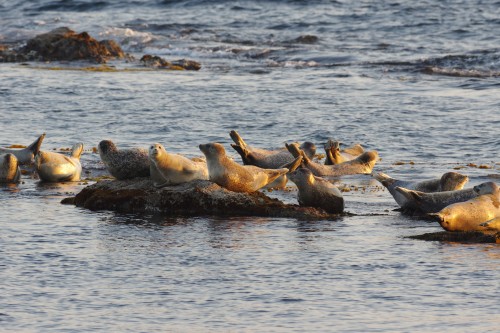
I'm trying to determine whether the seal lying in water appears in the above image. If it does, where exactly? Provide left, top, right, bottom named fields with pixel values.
left=430, top=182, right=500, bottom=232
left=373, top=171, right=469, bottom=210
left=149, top=143, right=208, bottom=187
left=288, top=168, right=344, bottom=214
left=0, top=133, right=46, bottom=165
left=35, top=143, right=83, bottom=182
left=199, top=142, right=290, bottom=193
left=98, top=140, right=150, bottom=180
left=323, top=139, right=364, bottom=165
left=0, top=153, right=21, bottom=183
left=287, top=142, right=378, bottom=177
left=229, top=130, right=315, bottom=169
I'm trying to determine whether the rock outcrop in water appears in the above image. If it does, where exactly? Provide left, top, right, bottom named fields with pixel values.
left=407, top=231, right=500, bottom=244
left=67, top=178, right=333, bottom=219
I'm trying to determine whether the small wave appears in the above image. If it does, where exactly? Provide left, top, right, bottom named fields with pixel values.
left=421, top=66, right=500, bottom=78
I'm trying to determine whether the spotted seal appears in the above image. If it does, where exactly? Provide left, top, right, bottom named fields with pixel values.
left=0, top=133, right=46, bottom=165
left=286, top=142, right=378, bottom=177
left=323, top=139, right=364, bottom=165
left=0, top=154, right=21, bottom=183
left=288, top=168, right=344, bottom=214
left=98, top=140, right=150, bottom=180
left=430, top=182, right=500, bottom=232
left=373, top=171, right=469, bottom=209
left=149, top=143, right=209, bottom=187
left=229, top=130, right=315, bottom=169
left=199, top=142, right=290, bottom=193
left=35, top=143, right=83, bottom=182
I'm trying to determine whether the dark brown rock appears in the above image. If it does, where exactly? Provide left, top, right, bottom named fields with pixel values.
left=140, top=54, right=201, bottom=70
left=71, top=178, right=333, bottom=219
left=407, top=231, right=500, bottom=244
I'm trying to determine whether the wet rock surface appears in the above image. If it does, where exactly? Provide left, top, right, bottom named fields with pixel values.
left=70, top=178, right=335, bottom=219
left=407, top=231, right=500, bottom=244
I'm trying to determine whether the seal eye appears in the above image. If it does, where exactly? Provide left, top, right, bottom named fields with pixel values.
left=150, top=146, right=154, bottom=149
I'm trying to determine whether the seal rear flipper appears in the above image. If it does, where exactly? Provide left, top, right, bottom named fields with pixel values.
left=372, top=171, right=394, bottom=187
left=395, top=186, right=423, bottom=202
left=323, top=139, right=335, bottom=165
left=285, top=143, right=310, bottom=164
left=27, top=133, right=46, bottom=155
left=229, top=130, right=248, bottom=150
left=230, top=144, right=252, bottom=165
left=281, top=155, right=303, bottom=173
left=71, top=143, right=84, bottom=159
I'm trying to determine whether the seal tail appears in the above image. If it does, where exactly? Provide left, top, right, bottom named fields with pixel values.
left=71, top=143, right=84, bottom=159
left=27, top=133, right=46, bottom=155
left=229, top=130, right=248, bottom=150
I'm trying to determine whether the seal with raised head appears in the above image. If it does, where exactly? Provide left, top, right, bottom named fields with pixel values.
left=0, top=153, right=21, bottom=183
left=199, top=142, right=289, bottom=193
left=229, top=130, right=315, bottom=169
left=286, top=142, right=378, bottom=177
left=98, top=140, right=150, bottom=180
left=0, top=133, right=46, bottom=165
left=430, top=182, right=500, bottom=232
left=35, top=143, right=83, bottom=182
left=323, top=139, right=364, bottom=165
left=149, top=143, right=209, bottom=187
left=373, top=171, right=469, bottom=209
left=288, top=168, right=344, bottom=214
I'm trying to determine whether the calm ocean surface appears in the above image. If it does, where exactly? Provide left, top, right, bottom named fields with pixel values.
left=1, top=1, right=499, bottom=332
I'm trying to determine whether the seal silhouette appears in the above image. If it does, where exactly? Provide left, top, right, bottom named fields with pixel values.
left=0, top=133, right=46, bottom=165
left=98, top=140, right=150, bottom=180
left=199, top=142, right=289, bottom=193
left=35, top=143, right=83, bottom=182
left=323, top=139, right=364, bottom=165
left=149, top=143, right=208, bottom=187
left=0, top=153, right=21, bottom=183
left=288, top=168, right=344, bottom=214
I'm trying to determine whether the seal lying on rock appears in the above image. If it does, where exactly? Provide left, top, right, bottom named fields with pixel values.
left=35, top=143, right=83, bottom=182
left=229, top=130, right=315, bottom=169
left=199, top=142, right=290, bottom=193
left=373, top=171, right=468, bottom=210
left=149, top=143, right=208, bottom=187
left=430, top=182, right=500, bottom=232
left=98, top=140, right=150, bottom=180
left=0, top=133, right=45, bottom=165
left=323, top=139, right=364, bottom=165
left=0, top=154, right=21, bottom=183
left=288, top=168, right=344, bottom=214
left=287, top=142, right=378, bottom=177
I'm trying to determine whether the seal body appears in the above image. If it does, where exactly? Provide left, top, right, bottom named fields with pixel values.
left=288, top=168, right=344, bottom=214
left=199, top=142, right=289, bottom=193
left=0, top=153, right=21, bottom=183
left=0, top=133, right=45, bottom=165
left=98, top=140, right=150, bottom=180
left=431, top=182, right=500, bottom=232
left=394, top=187, right=477, bottom=214
left=229, top=130, right=315, bottom=169
left=374, top=171, right=469, bottom=209
left=149, top=143, right=208, bottom=187
left=287, top=142, right=378, bottom=177
left=35, top=143, right=83, bottom=182
left=323, top=139, right=364, bottom=165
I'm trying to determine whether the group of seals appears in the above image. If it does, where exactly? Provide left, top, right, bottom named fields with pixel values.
left=0, top=133, right=45, bottom=165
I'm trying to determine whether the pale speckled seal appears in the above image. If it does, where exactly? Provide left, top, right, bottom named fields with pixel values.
left=0, top=133, right=46, bottom=165
left=0, top=153, right=21, bottom=183
left=430, top=182, right=500, bottom=232
left=323, top=139, right=364, bottom=165
left=35, top=143, right=83, bottom=182
left=98, top=140, right=150, bottom=180
left=287, top=142, right=378, bottom=177
left=199, top=142, right=289, bottom=193
left=288, top=168, right=344, bottom=214
left=229, top=130, right=315, bottom=169
left=149, top=143, right=208, bottom=187
left=373, top=171, right=469, bottom=209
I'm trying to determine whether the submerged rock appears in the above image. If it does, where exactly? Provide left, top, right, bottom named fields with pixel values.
left=407, top=231, right=500, bottom=244
left=140, top=54, right=201, bottom=70
left=70, top=178, right=333, bottom=219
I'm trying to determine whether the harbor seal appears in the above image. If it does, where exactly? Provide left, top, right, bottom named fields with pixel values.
left=286, top=142, right=378, bottom=177
left=35, top=143, right=83, bottom=182
left=98, top=140, right=150, bottom=180
left=199, top=142, right=289, bottom=193
left=229, top=130, right=315, bottom=169
left=430, top=182, right=500, bottom=232
left=0, top=133, right=45, bottom=165
left=0, top=153, right=21, bottom=183
left=149, top=143, right=209, bottom=187
left=323, top=139, right=364, bottom=165
left=480, top=217, right=500, bottom=231
left=288, top=168, right=344, bottom=214
left=373, top=171, right=469, bottom=210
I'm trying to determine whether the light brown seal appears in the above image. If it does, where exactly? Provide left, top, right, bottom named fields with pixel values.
left=0, top=133, right=46, bottom=165
left=323, top=139, right=364, bottom=165
left=288, top=168, right=344, bottom=214
left=98, top=140, right=150, bottom=180
left=35, top=143, right=83, bottom=182
left=199, top=142, right=289, bottom=193
left=149, top=143, right=208, bottom=187
left=430, top=182, right=500, bottom=232
left=0, top=153, right=21, bottom=183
